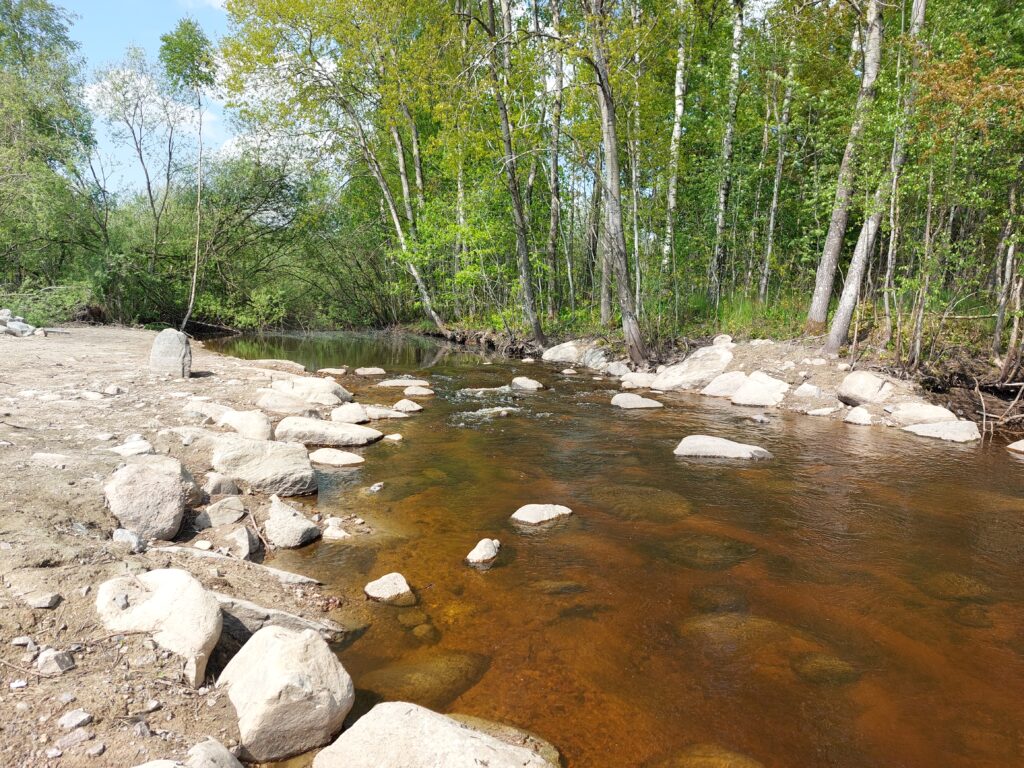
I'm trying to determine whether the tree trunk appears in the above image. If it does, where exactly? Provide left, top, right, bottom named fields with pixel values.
left=909, top=169, right=935, bottom=370
left=401, top=103, right=426, bottom=212
left=759, top=40, right=795, bottom=301
left=806, top=0, right=883, bottom=333
left=180, top=93, right=203, bottom=332
left=661, top=0, right=689, bottom=271
left=544, top=0, right=563, bottom=318
left=706, top=0, right=744, bottom=308
left=994, top=184, right=1018, bottom=355
left=390, top=124, right=417, bottom=236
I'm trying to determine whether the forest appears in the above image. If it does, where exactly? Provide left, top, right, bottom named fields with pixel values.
left=2, top=0, right=1023, bottom=379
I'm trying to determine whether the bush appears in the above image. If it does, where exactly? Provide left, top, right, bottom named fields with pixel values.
left=0, top=283, right=100, bottom=326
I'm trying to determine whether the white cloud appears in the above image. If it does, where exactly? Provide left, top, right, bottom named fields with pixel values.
left=179, top=0, right=226, bottom=12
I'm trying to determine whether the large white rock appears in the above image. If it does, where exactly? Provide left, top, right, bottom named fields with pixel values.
left=620, top=371, right=657, bottom=388
left=466, top=538, right=500, bottom=564
left=95, top=569, right=221, bottom=687
left=365, top=405, right=409, bottom=420
left=404, top=386, right=434, bottom=397
left=149, top=329, right=191, bottom=378
left=844, top=406, right=874, bottom=426
left=673, top=435, right=772, bottom=460
left=211, top=435, right=317, bottom=496
left=793, top=382, right=822, bottom=399
left=611, top=392, right=663, bottom=409
left=272, top=376, right=353, bottom=406
left=309, top=448, right=365, bottom=467
left=217, top=627, right=355, bottom=762
left=837, top=370, right=894, bottom=406
left=104, top=461, right=186, bottom=540
left=730, top=371, right=790, bottom=407
left=255, top=389, right=320, bottom=418
left=195, top=496, right=246, bottom=529
left=886, top=401, right=958, bottom=427
left=364, top=573, right=416, bottom=606
left=700, top=371, right=748, bottom=398
left=1008, top=439, right=1024, bottom=455
left=275, top=416, right=382, bottom=447
left=265, top=496, right=321, bottom=548
left=393, top=399, right=423, bottom=413
left=330, top=403, right=369, bottom=424
left=311, top=702, right=552, bottom=768
left=511, top=504, right=572, bottom=525
left=217, top=410, right=272, bottom=441
left=651, top=345, right=733, bottom=391
left=511, top=376, right=543, bottom=391
left=377, top=378, right=430, bottom=388
left=186, top=739, right=243, bottom=768
left=355, top=367, right=386, bottom=376
left=903, top=420, right=980, bottom=443
left=541, top=339, right=588, bottom=364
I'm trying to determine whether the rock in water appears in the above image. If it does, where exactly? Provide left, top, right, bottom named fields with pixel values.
left=393, top=398, right=423, bottom=413
left=673, top=435, right=772, bottom=460
left=886, top=401, right=958, bottom=426
left=649, top=743, right=764, bottom=768
left=271, top=376, right=353, bottom=406
left=1005, top=439, right=1024, bottom=455
left=211, top=435, right=317, bottom=496
left=149, top=328, right=191, bottom=378
left=312, top=702, right=553, bottom=768
left=511, top=504, right=573, bottom=525
left=330, top=403, right=370, bottom=423
left=358, top=652, right=491, bottom=710
left=902, top=420, right=980, bottom=443
left=264, top=495, right=321, bottom=548
left=95, top=568, right=221, bottom=687
left=364, top=573, right=416, bottom=606
left=104, top=461, right=186, bottom=540
left=217, top=627, right=355, bottom=762
left=511, top=376, right=544, bottom=391
left=611, top=392, right=663, bottom=409
left=309, top=448, right=365, bottom=466
left=275, top=416, right=383, bottom=447
left=466, top=538, right=500, bottom=564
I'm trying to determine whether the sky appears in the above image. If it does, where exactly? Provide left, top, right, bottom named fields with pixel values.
left=64, top=0, right=233, bottom=191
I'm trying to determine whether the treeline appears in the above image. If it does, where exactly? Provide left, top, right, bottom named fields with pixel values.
left=2, top=0, right=1023, bottom=377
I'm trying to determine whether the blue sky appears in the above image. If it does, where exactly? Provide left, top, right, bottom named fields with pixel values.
left=64, top=0, right=233, bottom=191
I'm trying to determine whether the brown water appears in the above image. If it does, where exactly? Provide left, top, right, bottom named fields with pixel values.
left=210, top=332, right=1024, bottom=768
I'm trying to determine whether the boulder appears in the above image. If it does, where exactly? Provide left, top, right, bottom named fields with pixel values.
left=311, top=702, right=552, bottom=768
left=213, top=593, right=348, bottom=644
left=4, top=320, right=36, bottom=337
left=264, top=495, right=321, bottom=548
left=793, top=382, right=822, bottom=399
left=511, top=376, right=543, bottom=391
left=700, top=371, right=748, bottom=398
left=271, top=376, right=353, bottom=406
left=322, top=518, right=351, bottom=540
left=650, top=743, right=764, bottom=768
left=837, top=370, right=894, bottom=406
left=903, top=420, right=980, bottom=443
left=364, top=572, right=416, bottom=606
left=195, top=496, right=246, bottom=529
left=95, top=569, right=221, bottom=687
left=355, top=367, right=386, bottom=376
left=365, top=405, right=409, bottom=420
left=511, top=504, right=572, bottom=525
left=730, top=371, right=789, bottom=407
left=112, top=528, right=146, bottom=553
left=186, top=739, right=243, bottom=768
left=541, top=339, right=589, bottom=364
left=36, top=648, right=75, bottom=676
left=255, top=390, right=320, bottom=418
left=251, top=359, right=305, bottom=373
left=673, top=435, right=772, bottom=460
left=466, top=538, right=500, bottom=564
left=844, top=406, right=873, bottom=426
left=275, top=416, right=383, bottom=447
left=620, top=371, right=657, bottom=388
left=611, top=392, right=663, bottom=409
left=224, top=525, right=259, bottom=560
left=1008, top=439, right=1024, bottom=455
left=217, top=627, right=355, bottom=762
left=109, top=437, right=154, bottom=457
left=330, top=403, right=370, bottom=423
left=605, top=361, right=631, bottom=377
left=202, top=472, right=239, bottom=496
left=211, top=435, right=317, bottom=496
left=309, top=448, right=365, bottom=467
left=185, top=398, right=232, bottom=421
left=217, top=410, right=272, bottom=441
left=404, top=386, right=434, bottom=397
left=651, top=345, right=733, bottom=391
left=393, top=399, right=423, bottom=413
left=358, top=652, right=490, bottom=710
left=318, top=367, right=347, bottom=376
left=377, top=378, right=430, bottom=388
left=713, top=334, right=733, bottom=346
left=886, top=401, right=958, bottom=427
left=104, top=461, right=186, bottom=540
left=149, top=329, right=191, bottom=378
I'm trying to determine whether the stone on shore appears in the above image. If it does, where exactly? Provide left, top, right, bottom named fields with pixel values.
left=620, top=371, right=657, bottom=388
left=837, top=370, right=893, bottom=406
left=511, top=376, right=543, bottom=391
left=903, top=420, right=980, bottom=443
left=112, top=528, right=146, bottom=553
left=95, top=568, right=221, bottom=687
left=255, top=390, right=320, bottom=418
left=364, top=572, right=416, bottom=606
left=217, top=626, right=355, bottom=762
left=377, top=378, right=430, bottom=388
left=217, top=409, right=272, bottom=441
left=330, top=402, right=370, bottom=423
left=700, top=371, right=748, bottom=398
left=651, top=345, right=733, bottom=391
left=4, top=319, right=36, bottom=337
left=405, top=386, right=434, bottom=396
left=275, top=416, right=383, bottom=447
left=104, top=460, right=186, bottom=540
left=611, top=392, right=663, bottom=409
left=793, top=382, right=822, bottom=399
left=149, top=329, right=191, bottom=378
left=36, top=648, right=75, bottom=676
left=186, top=738, right=243, bottom=768
left=195, top=496, right=246, bottom=529
left=309, top=448, right=365, bottom=467
left=1008, top=439, right=1024, bottom=455
left=211, top=435, right=317, bottom=496
left=886, top=401, right=958, bottom=427
left=265, top=495, right=321, bottom=548
left=355, top=367, right=386, bottom=376
left=311, top=702, right=553, bottom=768
left=673, top=435, right=772, bottom=460
left=511, top=504, right=572, bottom=525
left=844, top=406, right=873, bottom=426
left=466, top=538, right=500, bottom=564
left=271, top=376, right=353, bottom=406
left=203, top=472, right=239, bottom=496
left=730, top=371, right=789, bottom=407
left=318, top=367, right=347, bottom=377
left=393, top=398, right=423, bottom=413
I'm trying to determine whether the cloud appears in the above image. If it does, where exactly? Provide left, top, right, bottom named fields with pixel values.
left=179, top=0, right=226, bottom=12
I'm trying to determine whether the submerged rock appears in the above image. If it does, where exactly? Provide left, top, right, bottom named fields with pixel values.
left=650, top=743, right=765, bottom=768
left=358, top=651, right=490, bottom=710
left=658, top=533, right=756, bottom=571
left=405, top=386, right=434, bottom=396
left=791, top=653, right=859, bottom=685
left=673, top=435, right=772, bottom=460
left=919, top=571, right=992, bottom=602
left=690, top=585, right=748, bottom=614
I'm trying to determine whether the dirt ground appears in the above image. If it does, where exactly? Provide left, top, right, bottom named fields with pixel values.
left=0, top=326, right=370, bottom=768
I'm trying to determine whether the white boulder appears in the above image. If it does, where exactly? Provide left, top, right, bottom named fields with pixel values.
left=673, top=435, right=772, bottom=460
left=275, top=416, right=383, bottom=447
left=511, top=376, right=543, bottom=391
left=149, top=329, right=191, bottom=378
left=265, top=496, right=321, bottom=548
left=211, top=435, right=317, bottom=496
left=886, top=401, right=958, bottom=427
left=393, top=399, right=423, bottom=413
left=365, top=405, right=409, bottom=420
left=466, top=539, right=500, bottom=564
left=511, top=504, right=572, bottom=525
left=330, top=403, right=369, bottom=424
left=844, top=406, right=874, bottom=426
left=104, top=461, right=186, bottom=540
left=651, top=345, right=733, bottom=391
left=793, top=382, right=822, bottom=399
left=255, top=390, right=320, bottom=418
left=730, top=371, right=789, bottom=407
left=611, top=392, right=663, bottom=409
left=217, top=410, right=272, bottom=441
left=1008, top=439, right=1024, bottom=455
left=837, top=370, right=894, bottom=406
left=309, top=448, right=365, bottom=467
left=271, top=376, right=353, bottom=406
left=620, top=371, right=657, bottom=388
left=700, top=371, right=748, bottom=398
left=377, top=378, right=430, bottom=388
left=355, top=367, right=386, bottom=376
left=364, top=573, right=416, bottom=606
left=405, top=386, right=434, bottom=397
left=322, top=518, right=352, bottom=541
left=903, top=421, right=980, bottom=443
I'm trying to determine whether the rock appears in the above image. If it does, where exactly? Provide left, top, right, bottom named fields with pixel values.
left=611, top=392, right=663, bottom=409
left=318, top=367, right=348, bottom=376
left=793, top=382, right=822, bottom=398
left=23, top=591, right=61, bottom=609
left=690, top=585, right=747, bottom=614
left=844, top=407, right=873, bottom=426
left=605, top=361, right=631, bottom=377
left=837, top=362, right=851, bottom=372
left=202, top=472, right=239, bottom=496
left=364, top=572, right=416, bottom=606
left=149, top=329, right=191, bottom=378
left=404, top=386, right=434, bottom=397
left=104, top=461, right=186, bottom=540
left=358, top=651, right=490, bottom=710
left=36, top=648, right=75, bottom=675
left=466, top=538, right=500, bottom=564
left=651, top=345, right=733, bottom=391
left=312, top=702, right=551, bottom=768
left=86, top=743, right=106, bottom=758
left=700, top=371, right=748, bottom=398
left=886, top=401, right=958, bottom=427
left=217, top=410, right=272, bottom=441
left=265, top=495, right=321, bottom=548
left=217, top=626, right=355, bottom=762
left=920, top=571, right=991, bottom=601
left=213, top=593, right=348, bottom=644
left=511, top=376, right=543, bottom=391
left=95, top=568, right=221, bottom=687
left=650, top=743, right=764, bottom=768
left=275, top=416, right=383, bottom=447
left=837, top=370, right=894, bottom=406
left=808, top=407, right=838, bottom=417
left=330, top=403, right=370, bottom=423
left=561, top=368, right=577, bottom=375
left=251, top=358, right=306, bottom=373
left=365, top=405, right=409, bottom=420
left=112, top=528, right=146, bottom=553
left=309, top=448, right=365, bottom=466
left=195, top=497, right=246, bottom=529
left=109, top=437, right=155, bottom=457
left=1006, top=439, right=1024, bottom=455
left=31, top=452, right=72, bottom=469
left=271, top=376, right=353, bottom=406
left=58, top=709, right=93, bottom=730
left=2, top=319, right=34, bottom=336
left=393, top=398, right=423, bottom=413
left=255, top=390, right=320, bottom=418
left=621, top=371, right=657, bottom=388
left=541, top=339, right=604, bottom=367
left=383, top=433, right=403, bottom=442
left=792, top=653, right=859, bottom=685
left=212, top=435, right=317, bottom=496
left=186, top=738, right=243, bottom=768
left=322, top=518, right=351, bottom=540
left=186, top=398, right=233, bottom=421
left=658, top=533, right=756, bottom=570
left=511, top=504, right=572, bottom=525
left=713, top=334, right=733, bottom=346
left=448, top=715, right=560, bottom=766
left=377, top=378, right=430, bottom=388
left=903, top=420, right=980, bottom=443
left=55, top=727, right=94, bottom=750
left=673, top=435, right=772, bottom=460
left=730, top=371, right=789, bottom=407
left=224, top=525, right=259, bottom=560
left=355, top=367, right=386, bottom=376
